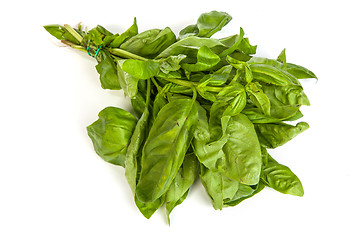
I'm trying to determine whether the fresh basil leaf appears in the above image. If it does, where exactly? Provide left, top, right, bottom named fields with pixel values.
left=182, top=45, right=220, bottom=72
left=224, top=182, right=265, bottom=207
left=121, top=59, right=160, bottom=79
left=125, top=104, right=150, bottom=193
left=136, top=97, right=198, bottom=203
left=165, top=152, right=199, bottom=222
left=178, top=24, right=199, bottom=39
left=178, top=11, right=231, bottom=39
left=255, top=121, right=309, bottom=148
left=286, top=63, right=317, bottom=79
left=135, top=195, right=166, bottom=219
left=116, top=59, right=139, bottom=99
left=44, top=24, right=66, bottom=40
left=120, top=27, right=176, bottom=58
left=246, top=82, right=271, bottom=116
left=221, top=113, right=262, bottom=185
left=196, top=11, right=232, bottom=38
left=109, top=18, right=138, bottom=48
left=250, top=63, right=298, bottom=86
left=87, top=107, right=137, bottom=167
left=262, top=153, right=304, bottom=196
left=157, top=36, right=226, bottom=60
left=95, top=50, right=121, bottom=89
left=276, top=48, right=287, bottom=68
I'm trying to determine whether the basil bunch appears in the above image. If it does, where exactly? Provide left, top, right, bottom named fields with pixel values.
left=45, top=11, right=316, bottom=222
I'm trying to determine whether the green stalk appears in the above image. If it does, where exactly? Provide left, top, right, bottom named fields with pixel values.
left=109, top=48, right=148, bottom=61
left=164, top=78, right=223, bottom=93
left=64, top=24, right=83, bottom=43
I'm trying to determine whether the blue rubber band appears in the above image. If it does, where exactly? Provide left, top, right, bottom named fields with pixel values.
left=86, top=46, right=91, bottom=56
left=94, top=45, right=102, bottom=59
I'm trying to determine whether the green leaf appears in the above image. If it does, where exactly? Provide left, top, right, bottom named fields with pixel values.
left=196, top=11, right=232, bottom=38
left=200, top=164, right=261, bottom=210
left=116, top=59, right=139, bottom=99
left=262, top=84, right=310, bottom=107
left=165, top=152, right=199, bottom=222
left=120, top=27, right=176, bottom=58
left=286, top=63, right=317, bottom=79
left=178, top=11, right=231, bottom=39
left=246, top=82, right=271, bottom=116
left=95, top=50, right=121, bottom=90
left=182, top=45, right=220, bottom=72
left=277, top=48, right=287, bottom=68
left=255, top=122, right=309, bottom=148
left=121, top=59, right=160, bottom=79
left=262, top=153, right=304, bottom=196
left=192, top=102, right=228, bottom=172
left=157, top=36, right=226, bottom=59
left=224, top=182, right=265, bottom=207
left=221, top=113, right=262, bottom=185
left=156, top=54, right=187, bottom=74
left=125, top=79, right=151, bottom=194
left=135, top=195, right=165, bottom=219
left=219, top=27, right=244, bottom=58
left=109, top=18, right=138, bottom=48
left=226, top=56, right=253, bottom=83
left=250, top=63, right=298, bottom=86
left=136, top=97, right=198, bottom=203
left=44, top=24, right=65, bottom=40
left=215, top=82, right=247, bottom=117
left=87, top=107, right=137, bottom=167
left=178, top=24, right=199, bottom=39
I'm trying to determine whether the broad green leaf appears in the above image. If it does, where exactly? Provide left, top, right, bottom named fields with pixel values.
left=157, top=36, right=226, bottom=59
left=196, top=11, right=232, bottom=38
left=214, top=82, right=247, bottom=117
left=95, top=50, right=121, bottom=89
left=116, top=59, right=139, bottom=99
left=222, top=113, right=262, bottom=185
left=250, top=63, right=298, bottom=86
left=255, top=121, right=309, bottom=148
left=199, top=165, right=239, bottom=210
left=44, top=24, right=65, bottom=40
left=131, top=91, right=146, bottom=118
left=109, top=18, right=138, bottom=48
left=136, top=98, right=198, bottom=202
left=135, top=195, right=165, bottom=219
left=226, top=56, right=253, bottom=83
left=125, top=79, right=151, bottom=195
left=207, top=65, right=233, bottom=86
left=152, top=93, right=168, bottom=119
left=262, top=154, right=304, bottom=196
left=192, top=102, right=228, bottom=172
left=125, top=106, right=150, bottom=193
left=121, top=59, right=160, bottom=79
left=224, top=182, right=265, bottom=207
left=286, top=63, right=317, bottom=79
left=262, top=84, right=310, bottom=106
left=246, top=82, right=271, bottom=116
left=87, top=107, right=137, bottom=167
left=248, top=57, right=286, bottom=71
left=178, top=24, right=199, bottom=39
left=219, top=27, right=244, bottom=58
left=242, top=106, right=301, bottom=124
left=156, top=54, right=187, bottom=74
left=165, top=152, right=199, bottom=222
left=182, top=45, right=220, bottom=72
left=120, top=27, right=176, bottom=58
left=200, top=164, right=261, bottom=210
left=277, top=48, right=287, bottom=68
left=178, top=11, right=231, bottom=39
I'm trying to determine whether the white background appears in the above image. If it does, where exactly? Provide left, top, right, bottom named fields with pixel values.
left=1, top=0, right=359, bottom=239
